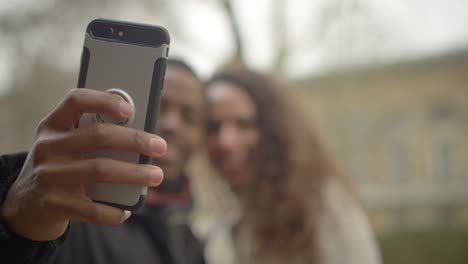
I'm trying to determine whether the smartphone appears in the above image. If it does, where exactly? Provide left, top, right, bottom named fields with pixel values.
left=77, top=19, right=170, bottom=211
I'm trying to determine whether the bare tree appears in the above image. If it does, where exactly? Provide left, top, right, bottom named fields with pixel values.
left=220, top=0, right=244, bottom=64
left=272, top=0, right=287, bottom=72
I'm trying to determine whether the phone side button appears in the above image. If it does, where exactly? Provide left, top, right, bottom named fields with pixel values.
left=161, top=63, right=167, bottom=90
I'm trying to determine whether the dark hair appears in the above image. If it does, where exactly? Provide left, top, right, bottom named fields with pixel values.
left=167, top=58, right=199, bottom=80
left=206, top=65, right=341, bottom=261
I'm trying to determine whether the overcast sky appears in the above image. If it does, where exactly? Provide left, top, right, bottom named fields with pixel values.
left=183, top=0, right=468, bottom=76
left=0, top=0, right=467, bottom=95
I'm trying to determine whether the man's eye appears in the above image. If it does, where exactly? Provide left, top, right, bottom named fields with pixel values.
left=206, top=121, right=220, bottom=134
left=182, top=108, right=203, bottom=126
left=237, top=119, right=256, bottom=130
left=159, top=100, right=168, bottom=113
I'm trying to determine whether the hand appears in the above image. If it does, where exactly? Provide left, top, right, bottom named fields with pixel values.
left=0, top=88, right=166, bottom=241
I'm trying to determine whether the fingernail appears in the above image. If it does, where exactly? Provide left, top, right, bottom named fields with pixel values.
left=122, top=210, right=131, bottom=223
left=149, top=138, right=167, bottom=155
left=149, top=168, right=164, bottom=186
left=120, top=101, right=133, bottom=117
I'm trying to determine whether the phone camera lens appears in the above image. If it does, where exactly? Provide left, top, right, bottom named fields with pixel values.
left=91, top=24, right=116, bottom=39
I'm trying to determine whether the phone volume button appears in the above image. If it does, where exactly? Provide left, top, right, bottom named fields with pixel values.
left=161, top=64, right=167, bottom=90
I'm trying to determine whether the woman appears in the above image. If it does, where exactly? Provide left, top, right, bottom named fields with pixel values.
left=203, top=65, right=381, bottom=264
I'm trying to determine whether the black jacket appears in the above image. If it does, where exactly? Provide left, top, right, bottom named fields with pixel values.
left=0, top=153, right=205, bottom=264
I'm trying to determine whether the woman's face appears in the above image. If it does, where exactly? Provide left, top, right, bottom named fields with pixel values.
left=206, top=81, right=259, bottom=193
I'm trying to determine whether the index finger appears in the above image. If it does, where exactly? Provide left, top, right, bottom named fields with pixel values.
left=43, top=88, right=133, bottom=130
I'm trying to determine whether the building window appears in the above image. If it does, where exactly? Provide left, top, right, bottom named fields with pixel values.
left=433, top=141, right=454, bottom=179
left=390, top=142, right=410, bottom=183
left=344, top=117, right=369, bottom=183
left=429, top=104, right=458, bottom=181
left=387, top=112, right=411, bottom=183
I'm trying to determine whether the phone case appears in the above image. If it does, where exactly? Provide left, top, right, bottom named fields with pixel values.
left=77, top=19, right=170, bottom=210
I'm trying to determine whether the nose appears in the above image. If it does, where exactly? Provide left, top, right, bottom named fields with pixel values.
left=218, top=124, right=238, bottom=152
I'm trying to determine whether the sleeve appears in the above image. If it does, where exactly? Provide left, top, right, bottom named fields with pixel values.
left=0, top=152, right=68, bottom=264
left=317, top=178, right=383, bottom=264
left=0, top=153, right=28, bottom=205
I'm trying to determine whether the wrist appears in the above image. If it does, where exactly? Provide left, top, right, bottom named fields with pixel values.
left=1, top=210, right=68, bottom=241
left=0, top=191, right=67, bottom=241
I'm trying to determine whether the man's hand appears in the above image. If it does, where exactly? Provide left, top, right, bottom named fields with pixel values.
left=0, top=88, right=166, bottom=241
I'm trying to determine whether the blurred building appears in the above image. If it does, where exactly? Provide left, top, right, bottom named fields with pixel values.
left=296, top=49, right=468, bottom=232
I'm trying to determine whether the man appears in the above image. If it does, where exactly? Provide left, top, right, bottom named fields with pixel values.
left=0, top=59, right=206, bottom=264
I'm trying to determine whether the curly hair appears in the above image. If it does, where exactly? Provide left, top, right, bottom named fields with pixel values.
left=206, top=65, right=342, bottom=261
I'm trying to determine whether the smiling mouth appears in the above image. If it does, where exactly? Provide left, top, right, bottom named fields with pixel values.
left=217, top=158, right=244, bottom=172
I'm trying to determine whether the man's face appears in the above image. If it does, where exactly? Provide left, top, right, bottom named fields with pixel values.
left=152, top=65, right=205, bottom=180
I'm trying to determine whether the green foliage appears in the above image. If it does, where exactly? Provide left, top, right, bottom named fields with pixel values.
left=378, top=227, right=468, bottom=264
